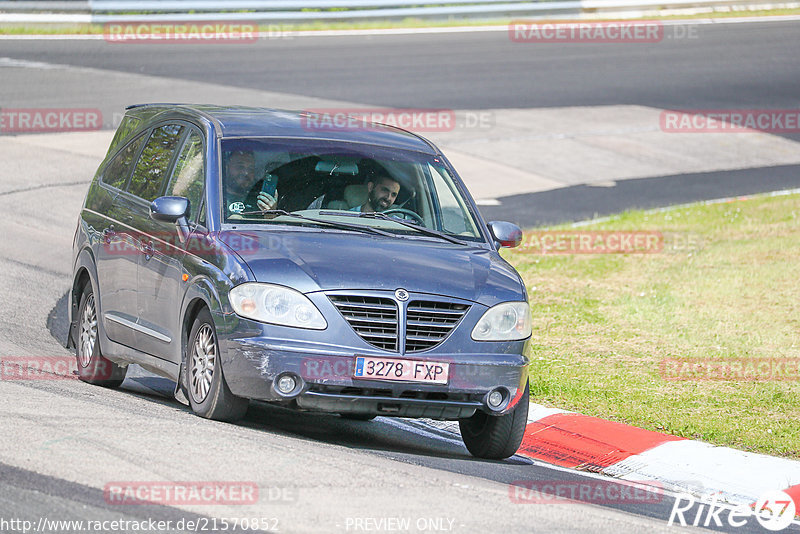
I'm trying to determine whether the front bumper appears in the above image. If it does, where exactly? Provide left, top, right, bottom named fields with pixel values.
left=219, top=315, right=529, bottom=419
left=297, top=388, right=484, bottom=419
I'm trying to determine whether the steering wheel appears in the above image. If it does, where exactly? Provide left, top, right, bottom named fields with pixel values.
left=381, top=208, right=424, bottom=225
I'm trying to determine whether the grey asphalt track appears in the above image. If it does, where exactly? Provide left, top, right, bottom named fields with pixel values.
left=3, top=20, right=799, bottom=225
left=481, top=164, right=800, bottom=228
left=1, top=22, right=799, bottom=117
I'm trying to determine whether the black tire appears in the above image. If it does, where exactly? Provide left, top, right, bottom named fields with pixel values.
left=75, top=284, right=127, bottom=388
left=186, top=308, right=248, bottom=422
left=339, top=413, right=376, bottom=421
left=459, top=382, right=530, bottom=460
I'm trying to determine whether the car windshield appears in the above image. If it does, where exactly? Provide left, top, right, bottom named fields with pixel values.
left=220, top=138, right=484, bottom=241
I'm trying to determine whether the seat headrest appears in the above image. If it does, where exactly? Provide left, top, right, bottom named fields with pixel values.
left=343, top=184, right=368, bottom=208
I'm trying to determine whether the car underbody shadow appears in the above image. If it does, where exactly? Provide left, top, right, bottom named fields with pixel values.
left=46, top=290, right=71, bottom=347
left=242, top=399, right=475, bottom=460
left=45, top=297, right=522, bottom=465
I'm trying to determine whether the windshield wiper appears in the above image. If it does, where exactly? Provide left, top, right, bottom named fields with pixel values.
left=234, top=209, right=394, bottom=237
left=355, top=212, right=469, bottom=246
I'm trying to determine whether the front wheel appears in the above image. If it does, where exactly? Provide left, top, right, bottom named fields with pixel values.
left=186, top=308, right=248, bottom=422
left=459, top=382, right=529, bottom=460
left=75, top=284, right=127, bottom=388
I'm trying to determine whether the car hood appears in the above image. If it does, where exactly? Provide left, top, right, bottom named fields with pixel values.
left=220, top=229, right=525, bottom=306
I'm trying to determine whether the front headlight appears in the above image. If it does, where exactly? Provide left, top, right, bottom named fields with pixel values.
left=229, top=283, right=327, bottom=330
left=471, top=301, right=531, bottom=341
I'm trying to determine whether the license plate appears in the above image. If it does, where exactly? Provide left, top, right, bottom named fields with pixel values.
left=353, top=356, right=449, bottom=384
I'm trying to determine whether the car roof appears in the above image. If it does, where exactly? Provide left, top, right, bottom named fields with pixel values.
left=125, top=104, right=439, bottom=155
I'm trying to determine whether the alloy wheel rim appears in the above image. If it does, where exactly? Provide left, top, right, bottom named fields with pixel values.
left=78, top=294, right=97, bottom=368
left=190, top=324, right=216, bottom=403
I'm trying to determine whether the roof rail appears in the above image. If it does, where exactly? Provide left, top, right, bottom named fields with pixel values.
left=370, top=121, right=441, bottom=154
left=125, top=103, right=184, bottom=110
left=122, top=103, right=224, bottom=133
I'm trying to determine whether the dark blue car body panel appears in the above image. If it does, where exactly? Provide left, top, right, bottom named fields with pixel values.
left=69, top=104, right=530, bottom=420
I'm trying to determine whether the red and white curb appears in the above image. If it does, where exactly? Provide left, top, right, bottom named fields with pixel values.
left=421, top=403, right=800, bottom=508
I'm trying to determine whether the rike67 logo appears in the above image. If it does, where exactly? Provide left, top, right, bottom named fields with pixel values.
left=669, top=491, right=797, bottom=531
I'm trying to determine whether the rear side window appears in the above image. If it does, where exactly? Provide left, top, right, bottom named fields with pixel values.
left=128, top=123, right=185, bottom=202
left=101, top=134, right=146, bottom=190
left=106, top=115, right=142, bottom=157
left=165, top=130, right=205, bottom=222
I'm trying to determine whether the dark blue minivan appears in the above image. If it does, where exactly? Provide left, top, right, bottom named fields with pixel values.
left=69, top=105, right=531, bottom=459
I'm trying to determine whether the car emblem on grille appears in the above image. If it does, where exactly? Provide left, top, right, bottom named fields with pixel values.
left=395, top=289, right=409, bottom=301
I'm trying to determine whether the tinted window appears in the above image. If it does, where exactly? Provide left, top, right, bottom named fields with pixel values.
left=165, top=130, right=204, bottom=222
left=428, top=163, right=479, bottom=236
left=128, top=124, right=185, bottom=202
left=101, top=134, right=146, bottom=190
left=219, top=138, right=483, bottom=241
left=106, top=115, right=142, bottom=157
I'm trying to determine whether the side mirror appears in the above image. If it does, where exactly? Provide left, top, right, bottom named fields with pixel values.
left=487, top=221, right=523, bottom=249
left=151, top=196, right=191, bottom=243
left=150, top=196, right=190, bottom=223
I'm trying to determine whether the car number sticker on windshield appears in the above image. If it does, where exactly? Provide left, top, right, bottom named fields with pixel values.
left=228, top=201, right=245, bottom=213
left=353, top=356, right=449, bottom=384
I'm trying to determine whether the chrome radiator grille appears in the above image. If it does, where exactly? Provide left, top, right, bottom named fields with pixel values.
left=328, top=295, right=398, bottom=351
left=405, top=300, right=469, bottom=352
left=329, top=294, right=469, bottom=352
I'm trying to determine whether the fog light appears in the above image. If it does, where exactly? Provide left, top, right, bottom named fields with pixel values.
left=487, top=390, right=504, bottom=408
left=277, top=375, right=297, bottom=394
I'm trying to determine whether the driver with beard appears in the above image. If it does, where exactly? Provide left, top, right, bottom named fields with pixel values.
left=307, top=173, right=400, bottom=213
left=352, top=175, right=400, bottom=213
